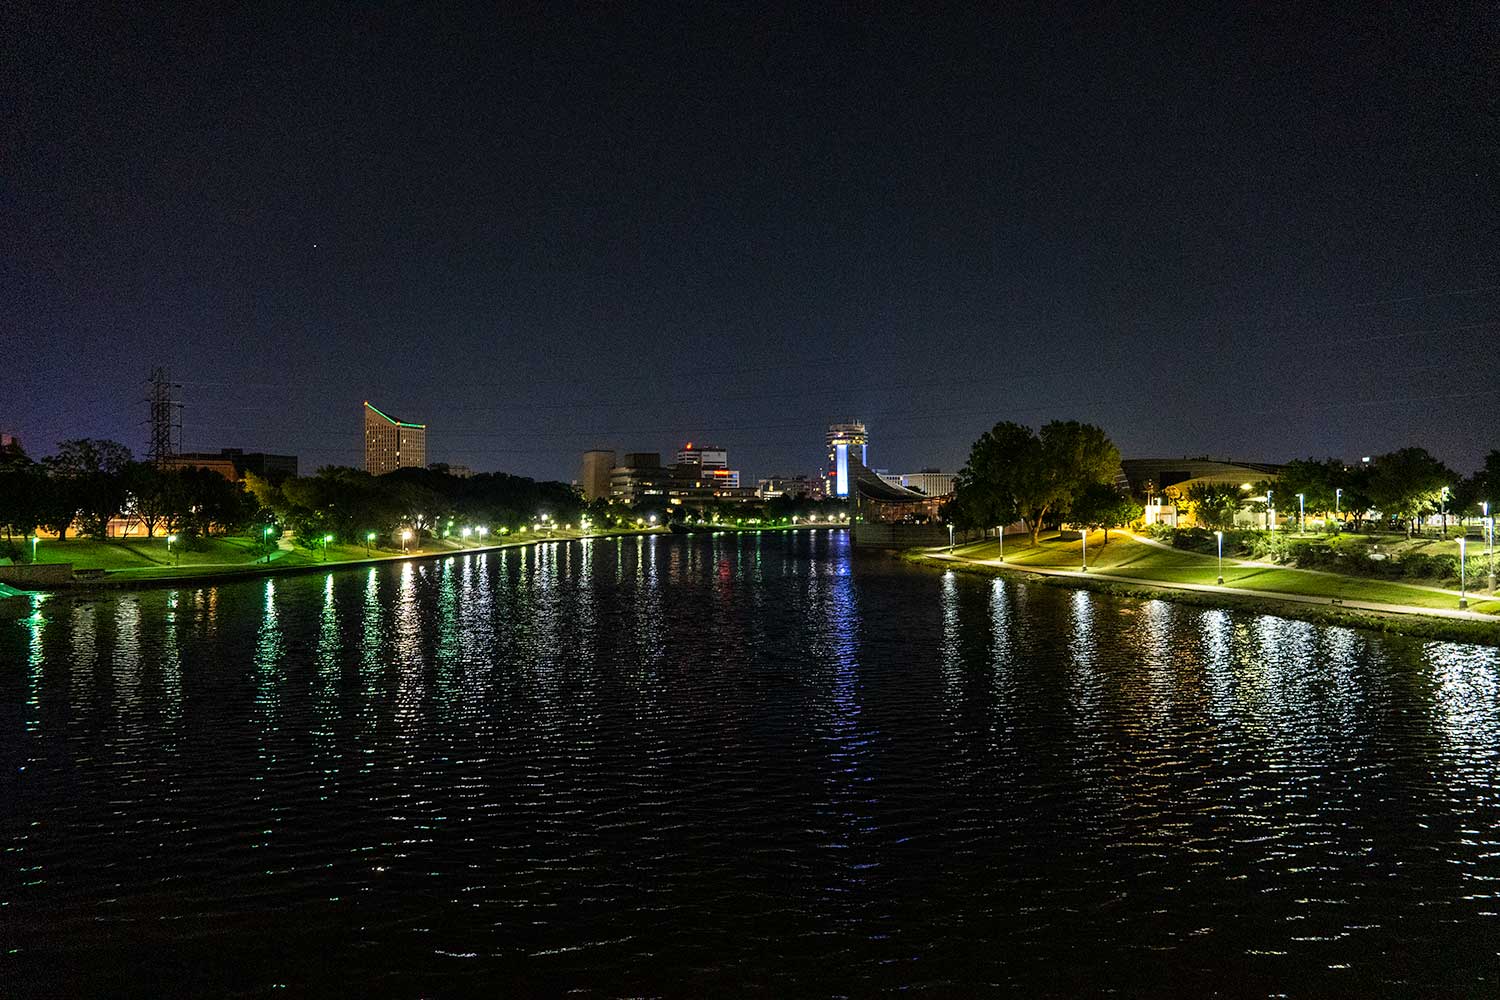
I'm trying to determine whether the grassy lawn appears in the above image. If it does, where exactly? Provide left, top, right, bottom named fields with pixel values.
left=17, top=528, right=665, bottom=582
left=950, top=532, right=1500, bottom=615
left=28, top=536, right=266, bottom=570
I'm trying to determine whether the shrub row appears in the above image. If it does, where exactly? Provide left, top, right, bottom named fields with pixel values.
left=1152, top=527, right=1469, bottom=585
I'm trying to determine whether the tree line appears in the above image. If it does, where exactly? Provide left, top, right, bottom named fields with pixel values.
left=946, top=421, right=1499, bottom=542
left=0, top=438, right=255, bottom=547
left=0, top=438, right=592, bottom=556
left=1175, top=448, right=1500, bottom=536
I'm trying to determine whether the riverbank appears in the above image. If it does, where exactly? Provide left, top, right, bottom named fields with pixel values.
left=4, top=523, right=852, bottom=595
left=906, top=531, right=1500, bottom=647
left=8, top=528, right=667, bottom=594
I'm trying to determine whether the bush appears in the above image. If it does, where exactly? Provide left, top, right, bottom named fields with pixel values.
left=1398, top=552, right=1459, bottom=582
left=1169, top=527, right=1257, bottom=556
left=1143, top=522, right=1176, bottom=542
left=1249, top=532, right=1293, bottom=562
left=1170, top=527, right=1218, bottom=554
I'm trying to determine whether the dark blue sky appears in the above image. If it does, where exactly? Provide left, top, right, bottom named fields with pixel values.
left=6, top=5, right=1497, bottom=483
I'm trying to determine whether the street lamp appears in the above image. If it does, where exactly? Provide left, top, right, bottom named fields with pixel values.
left=263, top=524, right=276, bottom=563
left=1335, top=488, right=1342, bottom=531
left=1459, top=535, right=1468, bottom=610
left=1441, top=486, right=1450, bottom=538
left=401, top=528, right=412, bottom=553
left=1485, top=501, right=1495, bottom=592
left=30, top=536, right=38, bottom=564
left=996, top=524, right=1004, bottom=563
left=948, top=524, right=955, bottom=551
left=1215, top=530, right=1224, bottom=585
left=365, top=531, right=376, bottom=556
left=1297, top=493, right=1305, bottom=534
left=322, top=533, right=333, bottom=561
left=167, top=533, right=180, bottom=565
left=1079, top=526, right=1087, bottom=572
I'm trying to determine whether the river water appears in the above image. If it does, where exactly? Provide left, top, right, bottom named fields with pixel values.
left=3, top=531, right=1498, bottom=996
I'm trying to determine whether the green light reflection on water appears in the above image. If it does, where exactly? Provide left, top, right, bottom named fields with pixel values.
left=24, top=594, right=48, bottom=736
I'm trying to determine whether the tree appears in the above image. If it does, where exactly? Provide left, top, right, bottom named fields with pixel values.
left=1177, top=482, right=1243, bottom=529
left=1468, top=450, right=1500, bottom=518
left=1275, top=458, right=1344, bottom=528
left=1070, top=482, right=1142, bottom=542
left=950, top=422, right=1031, bottom=533
left=1365, top=447, right=1453, bottom=537
left=43, top=438, right=133, bottom=538
left=123, top=462, right=172, bottom=538
left=0, top=445, right=46, bottom=544
left=952, top=420, right=1119, bottom=545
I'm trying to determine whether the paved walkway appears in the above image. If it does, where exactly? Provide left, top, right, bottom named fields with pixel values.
left=1118, top=530, right=1487, bottom=601
left=925, top=550, right=1498, bottom=624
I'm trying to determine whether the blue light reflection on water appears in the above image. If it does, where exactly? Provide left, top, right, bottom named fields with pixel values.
left=3, top=532, right=1500, bottom=995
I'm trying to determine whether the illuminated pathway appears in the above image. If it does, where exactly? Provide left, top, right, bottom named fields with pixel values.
left=923, top=549, right=1500, bottom=624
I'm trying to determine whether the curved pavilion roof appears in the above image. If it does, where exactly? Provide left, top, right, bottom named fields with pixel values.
left=850, top=459, right=933, bottom=503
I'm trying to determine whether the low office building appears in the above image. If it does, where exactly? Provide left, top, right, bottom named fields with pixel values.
left=758, top=475, right=822, bottom=499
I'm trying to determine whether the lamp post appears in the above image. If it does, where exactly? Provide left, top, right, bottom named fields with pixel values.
left=167, top=533, right=179, bottom=565
left=1215, top=530, right=1224, bottom=585
left=1080, top=527, right=1087, bottom=572
left=263, top=524, right=276, bottom=563
left=322, top=533, right=333, bottom=561
left=948, top=524, right=955, bottom=552
left=996, top=524, right=1004, bottom=563
left=1441, top=486, right=1449, bottom=538
left=1335, top=488, right=1342, bottom=532
left=1459, top=536, right=1468, bottom=610
left=30, top=536, right=38, bottom=564
left=401, top=528, right=412, bottom=553
left=1297, top=493, right=1305, bottom=534
left=1484, top=500, right=1494, bottom=592
left=365, top=531, right=376, bottom=556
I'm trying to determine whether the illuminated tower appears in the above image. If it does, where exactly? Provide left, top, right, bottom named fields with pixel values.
left=363, top=401, right=427, bottom=476
left=826, top=421, right=868, bottom=497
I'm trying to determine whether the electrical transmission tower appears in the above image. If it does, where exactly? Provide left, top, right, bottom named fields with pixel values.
left=145, top=367, right=182, bottom=468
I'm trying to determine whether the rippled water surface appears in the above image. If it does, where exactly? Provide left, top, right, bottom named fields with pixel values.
left=4, top=532, right=1500, bottom=996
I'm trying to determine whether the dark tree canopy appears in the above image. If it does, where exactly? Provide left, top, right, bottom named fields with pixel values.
left=1365, top=447, right=1454, bottom=536
left=952, top=420, right=1120, bottom=545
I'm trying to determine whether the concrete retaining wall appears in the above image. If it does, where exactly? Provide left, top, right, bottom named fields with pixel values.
left=0, top=563, right=74, bottom=588
left=853, top=524, right=982, bottom=549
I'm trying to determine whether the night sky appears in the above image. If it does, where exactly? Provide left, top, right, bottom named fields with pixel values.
left=6, top=5, right=1498, bottom=483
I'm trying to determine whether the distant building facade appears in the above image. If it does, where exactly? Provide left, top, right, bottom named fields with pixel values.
left=826, top=421, right=869, bottom=498
left=676, top=443, right=728, bottom=469
left=581, top=449, right=617, bottom=502
left=758, top=475, right=822, bottom=499
left=898, top=469, right=956, bottom=497
left=609, top=445, right=747, bottom=506
left=167, top=448, right=298, bottom=483
left=363, top=401, right=427, bottom=476
left=1119, top=458, right=1282, bottom=499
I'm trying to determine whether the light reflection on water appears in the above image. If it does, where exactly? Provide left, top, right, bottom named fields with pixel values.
left=3, top=532, right=1500, bottom=996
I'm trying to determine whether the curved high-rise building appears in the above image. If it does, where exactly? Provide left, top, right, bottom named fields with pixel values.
left=363, top=401, right=427, bottom=476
